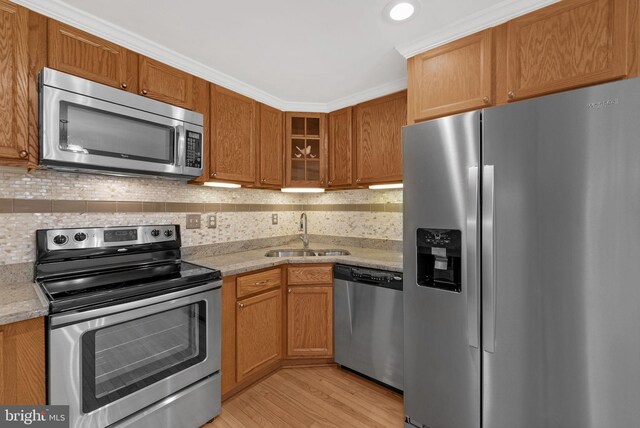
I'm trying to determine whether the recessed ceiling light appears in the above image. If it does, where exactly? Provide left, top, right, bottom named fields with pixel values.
left=389, top=2, right=415, bottom=21
left=281, top=188, right=325, bottom=193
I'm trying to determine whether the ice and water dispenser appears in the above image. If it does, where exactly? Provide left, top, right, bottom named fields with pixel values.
left=416, top=228, right=462, bottom=292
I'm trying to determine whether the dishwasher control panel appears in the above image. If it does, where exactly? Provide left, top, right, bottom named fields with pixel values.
left=334, top=264, right=403, bottom=291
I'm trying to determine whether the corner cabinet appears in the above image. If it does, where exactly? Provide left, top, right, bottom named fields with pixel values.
left=407, top=30, right=493, bottom=123
left=210, top=85, right=257, bottom=185
left=505, top=0, right=628, bottom=102
left=286, top=265, right=333, bottom=358
left=354, top=91, right=406, bottom=186
left=328, top=107, right=354, bottom=188
left=284, top=112, right=327, bottom=188
left=257, top=103, right=284, bottom=188
left=0, top=317, right=46, bottom=405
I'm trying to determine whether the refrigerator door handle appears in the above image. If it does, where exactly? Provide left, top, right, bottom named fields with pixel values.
left=482, top=165, right=496, bottom=353
left=467, top=166, right=480, bottom=349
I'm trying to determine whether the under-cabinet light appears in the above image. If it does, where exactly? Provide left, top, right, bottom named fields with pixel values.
left=280, top=188, right=325, bottom=193
left=203, top=182, right=242, bottom=188
left=369, top=183, right=404, bottom=190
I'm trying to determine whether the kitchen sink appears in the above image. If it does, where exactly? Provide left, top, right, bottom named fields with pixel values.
left=264, top=249, right=351, bottom=257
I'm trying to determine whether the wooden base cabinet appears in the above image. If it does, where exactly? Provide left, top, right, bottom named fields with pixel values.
left=286, top=285, right=333, bottom=358
left=0, top=317, right=46, bottom=405
left=236, top=288, right=282, bottom=382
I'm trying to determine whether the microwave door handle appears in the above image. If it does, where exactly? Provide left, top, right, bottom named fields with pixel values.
left=174, top=125, right=185, bottom=167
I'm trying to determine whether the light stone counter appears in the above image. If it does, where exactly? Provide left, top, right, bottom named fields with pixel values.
left=0, top=281, right=48, bottom=326
left=186, top=244, right=403, bottom=277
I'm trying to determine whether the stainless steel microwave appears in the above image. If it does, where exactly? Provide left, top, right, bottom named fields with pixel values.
left=39, top=68, right=204, bottom=179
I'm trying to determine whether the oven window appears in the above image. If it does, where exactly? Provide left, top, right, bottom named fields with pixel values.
left=81, top=302, right=206, bottom=413
left=59, top=102, right=175, bottom=164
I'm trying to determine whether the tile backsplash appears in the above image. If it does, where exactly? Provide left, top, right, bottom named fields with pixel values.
left=0, top=169, right=403, bottom=264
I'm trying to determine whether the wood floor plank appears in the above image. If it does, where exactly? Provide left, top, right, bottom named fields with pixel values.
left=205, top=366, right=404, bottom=428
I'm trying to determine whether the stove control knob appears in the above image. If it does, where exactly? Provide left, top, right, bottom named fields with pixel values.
left=164, top=229, right=173, bottom=237
left=151, top=229, right=160, bottom=237
left=53, top=234, right=68, bottom=246
left=74, top=232, right=87, bottom=242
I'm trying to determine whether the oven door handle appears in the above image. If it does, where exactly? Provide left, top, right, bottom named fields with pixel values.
left=49, top=280, right=221, bottom=328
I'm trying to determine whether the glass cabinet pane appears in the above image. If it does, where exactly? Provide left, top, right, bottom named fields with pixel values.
left=291, top=117, right=305, bottom=136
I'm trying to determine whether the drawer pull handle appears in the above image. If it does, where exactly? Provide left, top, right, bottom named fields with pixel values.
left=254, top=280, right=269, bottom=285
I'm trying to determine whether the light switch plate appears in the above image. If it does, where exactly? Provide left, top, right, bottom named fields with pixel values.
left=186, top=214, right=201, bottom=229
left=208, top=214, right=217, bottom=229
left=272, top=213, right=278, bottom=225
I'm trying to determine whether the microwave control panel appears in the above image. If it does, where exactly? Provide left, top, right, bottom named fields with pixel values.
left=185, top=131, right=202, bottom=169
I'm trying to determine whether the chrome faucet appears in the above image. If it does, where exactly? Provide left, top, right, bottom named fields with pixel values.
left=299, top=213, right=309, bottom=249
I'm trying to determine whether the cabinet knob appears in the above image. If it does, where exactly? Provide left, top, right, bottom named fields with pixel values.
left=238, top=302, right=245, bottom=308
left=356, top=178, right=361, bottom=183
left=212, top=172, right=217, bottom=178
left=141, top=89, right=148, bottom=95
left=288, top=288, right=292, bottom=294
left=328, top=180, right=333, bottom=185
left=483, top=96, right=490, bottom=104
left=121, top=83, right=128, bottom=89
left=508, top=91, right=515, bottom=100
left=261, top=179, right=266, bottom=183
left=18, top=150, right=28, bottom=159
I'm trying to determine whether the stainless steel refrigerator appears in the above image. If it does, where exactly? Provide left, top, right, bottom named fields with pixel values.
left=403, top=78, right=640, bottom=428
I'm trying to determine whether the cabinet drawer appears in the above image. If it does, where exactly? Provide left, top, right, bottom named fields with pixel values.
left=237, top=268, right=281, bottom=298
left=287, top=266, right=333, bottom=285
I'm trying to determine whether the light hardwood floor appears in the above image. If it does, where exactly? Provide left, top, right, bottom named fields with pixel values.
left=205, top=366, right=404, bottom=427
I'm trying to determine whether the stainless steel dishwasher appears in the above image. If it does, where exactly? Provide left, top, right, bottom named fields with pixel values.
left=334, top=264, right=403, bottom=390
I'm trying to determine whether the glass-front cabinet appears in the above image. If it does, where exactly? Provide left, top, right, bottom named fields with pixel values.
left=285, top=112, right=327, bottom=188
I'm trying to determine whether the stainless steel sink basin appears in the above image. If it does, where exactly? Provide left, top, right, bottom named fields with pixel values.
left=264, top=249, right=350, bottom=257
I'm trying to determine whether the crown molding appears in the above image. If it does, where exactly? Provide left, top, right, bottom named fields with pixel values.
left=395, top=0, right=560, bottom=58
left=11, top=0, right=407, bottom=112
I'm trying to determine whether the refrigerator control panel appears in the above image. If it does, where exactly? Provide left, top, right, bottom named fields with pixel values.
left=416, top=228, right=462, bottom=292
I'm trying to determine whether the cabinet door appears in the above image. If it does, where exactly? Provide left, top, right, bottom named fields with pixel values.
left=0, top=317, right=45, bottom=405
left=354, top=91, right=406, bottom=185
left=236, top=288, right=282, bottom=382
left=286, top=286, right=333, bottom=358
left=210, top=85, right=257, bottom=184
left=258, top=104, right=284, bottom=187
left=506, top=0, right=628, bottom=102
left=48, top=20, right=135, bottom=91
left=0, top=1, right=29, bottom=164
left=139, top=56, right=193, bottom=109
left=407, top=29, right=493, bottom=123
left=328, top=107, right=354, bottom=188
left=285, top=113, right=327, bottom=188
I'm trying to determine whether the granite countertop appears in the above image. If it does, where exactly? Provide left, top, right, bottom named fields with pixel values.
left=0, top=281, right=48, bottom=326
left=186, top=244, right=403, bottom=277
left=0, top=244, right=402, bottom=326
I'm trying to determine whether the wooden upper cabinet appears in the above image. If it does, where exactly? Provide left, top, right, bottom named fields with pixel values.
left=354, top=91, right=406, bottom=185
left=48, top=20, right=136, bottom=91
left=286, top=285, right=333, bottom=358
left=258, top=104, right=284, bottom=187
left=0, top=0, right=29, bottom=164
left=236, top=288, right=282, bottom=382
left=328, top=107, right=354, bottom=188
left=506, top=0, right=628, bottom=102
left=408, top=29, right=493, bottom=123
left=210, top=85, right=257, bottom=184
left=285, top=113, right=327, bottom=188
left=139, top=56, right=193, bottom=108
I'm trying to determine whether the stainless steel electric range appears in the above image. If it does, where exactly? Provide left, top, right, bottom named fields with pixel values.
left=35, top=225, right=222, bottom=428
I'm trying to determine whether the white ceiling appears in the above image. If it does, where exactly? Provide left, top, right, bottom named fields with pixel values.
left=16, top=0, right=558, bottom=111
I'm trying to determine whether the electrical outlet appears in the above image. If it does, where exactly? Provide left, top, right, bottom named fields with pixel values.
left=272, top=213, right=278, bottom=225
left=186, top=214, right=201, bottom=229
left=208, top=214, right=217, bottom=229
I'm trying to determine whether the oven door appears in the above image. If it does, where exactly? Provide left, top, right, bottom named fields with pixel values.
left=40, top=83, right=203, bottom=178
left=49, top=283, right=220, bottom=428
